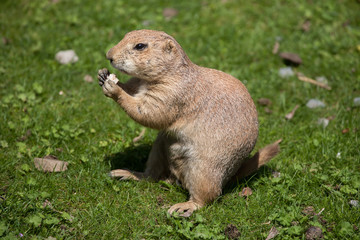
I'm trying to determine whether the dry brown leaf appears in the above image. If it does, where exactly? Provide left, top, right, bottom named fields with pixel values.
left=292, top=221, right=299, bottom=226
left=272, top=42, right=280, bottom=54
left=224, top=224, right=241, bottom=239
left=342, top=20, right=350, bottom=28
left=265, top=226, right=279, bottom=240
left=17, top=129, right=32, bottom=142
left=301, top=20, right=311, bottom=32
left=43, top=199, right=52, bottom=208
left=83, top=74, right=94, bottom=83
left=326, top=115, right=336, bottom=121
left=264, top=107, right=273, bottom=114
left=305, top=226, right=323, bottom=240
left=133, top=128, right=146, bottom=143
left=279, top=52, right=302, bottom=66
left=163, top=8, right=178, bottom=20
left=34, top=155, right=68, bottom=172
left=302, top=206, right=315, bottom=216
left=285, top=105, right=299, bottom=120
left=2, top=37, right=10, bottom=45
left=342, top=128, right=350, bottom=134
left=258, top=98, right=272, bottom=106
left=156, top=195, right=164, bottom=206
left=45, top=237, right=57, bottom=240
left=239, top=187, right=253, bottom=197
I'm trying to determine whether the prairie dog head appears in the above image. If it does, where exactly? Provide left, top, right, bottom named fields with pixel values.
left=106, top=30, right=190, bottom=81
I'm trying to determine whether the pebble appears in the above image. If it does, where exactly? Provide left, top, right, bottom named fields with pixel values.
left=315, top=76, right=328, bottom=84
left=55, top=49, right=79, bottom=64
left=354, top=97, right=360, bottom=107
left=349, top=200, right=359, bottom=208
left=317, top=118, right=329, bottom=128
left=306, top=99, right=326, bottom=109
left=142, top=20, right=152, bottom=26
left=278, top=67, right=294, bottom=78
left=272, top=171, right=281, bottom=178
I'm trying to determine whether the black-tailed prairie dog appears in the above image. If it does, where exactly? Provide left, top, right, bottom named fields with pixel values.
left=98, top=29, right=281, bottom=217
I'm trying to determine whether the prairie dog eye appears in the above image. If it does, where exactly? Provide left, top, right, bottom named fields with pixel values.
left=134, top=43, right=148, bottom=51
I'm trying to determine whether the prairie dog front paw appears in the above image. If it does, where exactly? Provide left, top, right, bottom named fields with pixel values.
left=98, top=68, right=119, bottom=86
left=102, top=78, right=121, bottom=99
left=97, top=68, right=110, bottom=86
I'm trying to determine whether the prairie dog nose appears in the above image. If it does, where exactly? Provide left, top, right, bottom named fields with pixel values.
left=106, top=49, right=114, bottom=63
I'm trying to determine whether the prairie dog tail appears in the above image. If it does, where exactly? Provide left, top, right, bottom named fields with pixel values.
left=234, top=139, right=282, bottom=180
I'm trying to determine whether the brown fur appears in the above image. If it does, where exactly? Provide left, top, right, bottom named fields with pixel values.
left=98, top=29, right=281, bottom=217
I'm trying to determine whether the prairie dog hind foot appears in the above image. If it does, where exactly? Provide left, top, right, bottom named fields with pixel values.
left=108, top=169, right=145, bottom=180
left=168, top=201, right=202, bottom=218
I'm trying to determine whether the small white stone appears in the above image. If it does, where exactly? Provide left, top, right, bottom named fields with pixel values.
left=278, top=67, right=294, bottom=78
left=315, top=76, right=328, bottom=84
left=55, top=50, right=79, bottom=64
left=272, top=171, right=281, bottom=178
left=317, top=118, right=329, bottom=128
left=142, top=20, right=152, bottom=26
left=354, top=97, right=360, bottom=107
left=306, top=99, right=326, bottom=109
left=349, top=200, right=359, bottom=208
left=108, top=73, right=119, bottom=84
left=83, top=74, right=93, bottom=83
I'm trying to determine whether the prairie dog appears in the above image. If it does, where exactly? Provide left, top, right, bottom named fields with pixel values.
left=98, top=29, right=281, bottom=217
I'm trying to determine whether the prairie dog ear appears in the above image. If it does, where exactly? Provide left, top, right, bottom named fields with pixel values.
left=163, top=39, right=176, bottom=53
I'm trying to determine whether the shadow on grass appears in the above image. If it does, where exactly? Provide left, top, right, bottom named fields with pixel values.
left=223, top=165, right=274, bottom=194
left=105, top=144, right=152, bottom=172
left=105, top=143, right=273, bottom=194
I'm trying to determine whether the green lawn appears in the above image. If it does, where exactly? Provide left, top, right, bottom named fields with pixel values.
left=1, top=0, right=359, bottom=239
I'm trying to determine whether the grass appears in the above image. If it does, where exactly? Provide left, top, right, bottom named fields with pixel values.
left=0, top=0, right=359, bottom=239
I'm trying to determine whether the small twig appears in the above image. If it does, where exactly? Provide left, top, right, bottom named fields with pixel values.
left=316, top=208, right=325, bottom=216
left=272, top=42, right=280, bottom=55
left=297, top=74, right=331, bottom=90
left=285, top=105, right=300, bottom=120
